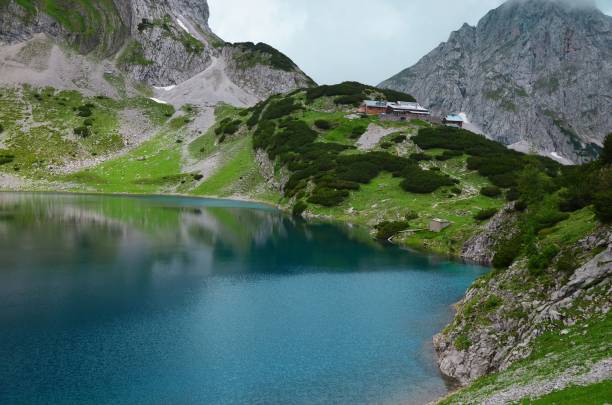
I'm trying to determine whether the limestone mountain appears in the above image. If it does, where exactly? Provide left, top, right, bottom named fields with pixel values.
left=380, top=0, right=612, bottom=163
left=0, top=0, right=314, bottom=104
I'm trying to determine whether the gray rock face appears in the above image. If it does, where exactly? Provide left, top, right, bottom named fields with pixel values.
left=437, top=226, right=612, bottom=385
left=380, top=0, right=612, bottom=163
left=462, top=203, right=520, bottom=265
left=0, top=1, right=129, bottom=55
left=0, top=0, right=313, bottom=100
left=113, top=0, right=214, bottom=85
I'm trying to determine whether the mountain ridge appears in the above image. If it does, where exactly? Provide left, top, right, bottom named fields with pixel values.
left=0, top=0, right=314, bottom=103
left=380, top=0, right=612, bottom=163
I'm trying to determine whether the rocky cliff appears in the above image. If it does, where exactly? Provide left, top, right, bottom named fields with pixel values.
left=439, top=222, right=611, bottom=387
left=0, top=0, right=313, bottom=101
left=380, top=0, right=612, bottom=163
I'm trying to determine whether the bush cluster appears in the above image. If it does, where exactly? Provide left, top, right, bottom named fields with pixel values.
left=76, top=104, right=94, bottom=118
left=349, top=125, right=367, bottom=139
left=0, top=152, right=15, bottom=166
left=233, top=42, right=298, bottom=71
left=292, top=200, right=308, bottom=217
left=435, top=150, right=463, bottom=161
left=262, top=98, right=302, bottom=120
left=314, top=119, right=332, bottom=130
left=493, top=233, right=523, bottom=268
left=305, top=82, right=415, bottom=103
left=474, top=208, right=498, bottom=221
left=528, top=244, right=560, bottom=276
left=74, top=126, right=91, bottom=138
left=410, top=152, right=432, bottom=161
left=375, top=221, right=410, bottom=240
left=480, top=186, right=502, bottom=198
left=391, top=134, right=407, bottom=144
left=334, top=95, right=363, bottom=106
left=215, top=118, right=242, bottom=136
left=400, top=166, right=456, bottom=194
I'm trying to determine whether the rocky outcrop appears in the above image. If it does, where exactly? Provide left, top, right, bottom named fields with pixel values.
left=436, top=226, right=612, bottom=385
left=0, top=0, right=314, bottom=100
left=462, top=203, right=520, bottom=265
left=380, top=0, right=612, bottom=163
left=0, top=0, right=129, bottom=55
left=224, top=46, right=315, bottom=100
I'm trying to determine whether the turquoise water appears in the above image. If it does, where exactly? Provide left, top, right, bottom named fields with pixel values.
left=0, top=193, right=486, bottom=404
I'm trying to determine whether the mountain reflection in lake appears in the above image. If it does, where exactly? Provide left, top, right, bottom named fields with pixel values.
left=0, top=192, right=486, bottom=405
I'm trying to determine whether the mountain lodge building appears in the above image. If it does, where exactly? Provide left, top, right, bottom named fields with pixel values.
left=443, top=114, right=464, bottom=128
left=359, top=100, right=431, bottom=120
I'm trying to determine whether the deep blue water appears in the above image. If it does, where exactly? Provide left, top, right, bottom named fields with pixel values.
left=0, top=192, right=486, bottom=404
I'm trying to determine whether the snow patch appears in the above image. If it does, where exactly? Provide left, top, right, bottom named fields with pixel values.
left=176, top=17, right=190, bottom=34
left=149, top=97, right=169, bottom=105
left=550, top=151, right=573, bottom=165
left=154, top=85, right=176, bottom=91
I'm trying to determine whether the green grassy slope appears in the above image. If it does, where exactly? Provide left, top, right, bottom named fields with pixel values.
left=3, top=0, right=127, bottom=55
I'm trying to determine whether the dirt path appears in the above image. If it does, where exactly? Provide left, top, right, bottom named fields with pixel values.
left=356, top=124, right=398, bottom=150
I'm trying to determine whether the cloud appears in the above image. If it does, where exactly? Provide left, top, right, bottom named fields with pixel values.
left=208, top=0, right=612, bottom=85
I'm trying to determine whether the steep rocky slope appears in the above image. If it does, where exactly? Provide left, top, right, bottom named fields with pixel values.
left=380, top=0, right=612, bottom=164
left=0, top=0, right=314, bottom=102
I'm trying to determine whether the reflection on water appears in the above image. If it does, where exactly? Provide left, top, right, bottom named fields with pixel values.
left=0, top=192, right=486, bottom=405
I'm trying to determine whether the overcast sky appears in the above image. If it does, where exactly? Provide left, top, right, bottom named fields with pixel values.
left=208, top=0, right=612, bottom=85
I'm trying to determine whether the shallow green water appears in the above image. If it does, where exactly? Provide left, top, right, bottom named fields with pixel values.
left=0, top=192, right=486, bottom=404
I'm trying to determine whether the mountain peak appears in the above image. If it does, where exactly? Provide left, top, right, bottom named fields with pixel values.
left=380, top=0, right=612, bottom=163
left=0, top=0, right=314, bottom=101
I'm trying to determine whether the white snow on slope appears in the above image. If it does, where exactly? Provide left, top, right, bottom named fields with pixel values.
left=154, top=85, right=177, bottom=91
left=149, top=97, right=169, bottom=105
left=550, top=152, right=573, bottom=165
left=176, top=17, right=190, bottom=34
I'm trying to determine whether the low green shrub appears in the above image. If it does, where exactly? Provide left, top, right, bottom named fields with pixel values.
left=334, top=95, right=362, bottom=106
left=454, top=335, right=471, bottom=351
left=74, top=126, right=91, bottom=138
left=404, top=210, right=419, bottom=220
left=474, top=208, right=498, bottom=221
left=308, top=187, right=349, bottom=207
left=391, top=134, right=407, bottom=143
left=314, top=119, right=332, bottom=130
left=305, top=81, right=415, bottom=103
left=349, top=125, right=367, bottom=139
left=0, top=152, right=15, bottom=166
left=506, top=188, right=520, bottom=201
left=556, top=249, right=578, bottom=273
left=531, top=207, right=569, bottom=231
left=215, top=119, right=241, bottom=136
left=292, top=200, right=308, bottom=217
left=481, top=186, right=502, bottom=198
left=375, top=221, right=410, bottom=240
left=400, top=167, right=455, bottom=194
left=77, top=105, right=93, bottom=117
left=410, top=152, right=432, bottom=162
left=493, top=233, right=523, bottom=268
left=262, top=98, right=301, bottom=120
left=528, top=244, right=560, bottom=276
left=483, top=295, right=502, bottom=312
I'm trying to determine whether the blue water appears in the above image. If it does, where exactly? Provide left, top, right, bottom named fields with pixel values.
left=0, top=193, right=486, bottom=404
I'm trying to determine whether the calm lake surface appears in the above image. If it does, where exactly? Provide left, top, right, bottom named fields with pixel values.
left=0, top=192, right=486, bottom=404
